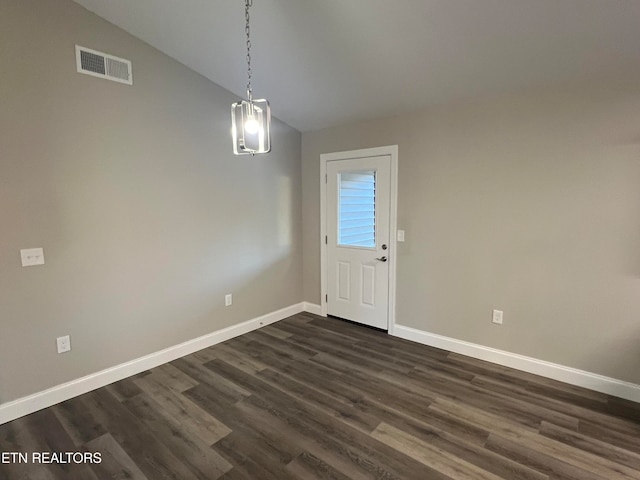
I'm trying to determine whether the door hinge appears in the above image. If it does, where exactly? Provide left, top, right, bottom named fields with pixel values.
left=325, top=235, right=328, bottom=244
left=325, top=173, right=327, bottom=183
left=325, top=294, right=328, bottom=302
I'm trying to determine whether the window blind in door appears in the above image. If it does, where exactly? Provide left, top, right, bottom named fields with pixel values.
left=338, top=170, right=376, bottom=247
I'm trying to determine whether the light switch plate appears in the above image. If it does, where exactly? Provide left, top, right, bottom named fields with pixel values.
left=21, top=248, right=45, bottom=267
left=57, top=335, right=71, bottom=354
left=397, top=230, right=405, bottom=242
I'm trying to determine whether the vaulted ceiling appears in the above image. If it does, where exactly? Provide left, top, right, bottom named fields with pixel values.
left=73, top=0, right=640, bottom=132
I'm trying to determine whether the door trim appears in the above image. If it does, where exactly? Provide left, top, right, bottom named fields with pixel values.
left=320, top=145, right=398, bottom=333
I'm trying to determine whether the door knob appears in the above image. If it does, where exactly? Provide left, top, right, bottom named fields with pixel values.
left=375, top=256, right=388, bottom=262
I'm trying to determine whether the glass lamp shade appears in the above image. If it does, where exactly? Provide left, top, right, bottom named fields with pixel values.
left=231, top=98, right=271, bottom=155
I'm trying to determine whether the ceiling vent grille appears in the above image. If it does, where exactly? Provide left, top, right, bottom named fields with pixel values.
left=75, top=45, right=133, bottom=85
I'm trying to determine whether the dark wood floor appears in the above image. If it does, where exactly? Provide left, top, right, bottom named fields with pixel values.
left=1, top=313, right=640, bottom=480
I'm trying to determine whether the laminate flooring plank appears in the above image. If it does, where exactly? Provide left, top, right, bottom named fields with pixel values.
left=170, top=356, right=251, bottom=401
left=395, top=353, right=478, bottom=382
left=186, top=385, right=371, bottom=480
left=484, top=433, right=608, bottom=480
left=51, top=396, right=107, bottom=446
left=287, top=332, right=415, bottom=376
left=124, top=394, right=231, bottom=479
left=538, top=421, right=640, bottom=471
left=524, top=381, right=610, bottom=412
left=429, top=397, right=541, bottom=442
left=132, top=374, right=231, bottom=445
left=105, top=377, right=143, bottom=402
left=232, top=398, right=308, bottom=459
left=183, top=385, right=306, bottom=464
left=349, top=392, right=543, bottom=480
left=207, top=358, right=452, bottom=480
left=232, top=332, right=317, bottom=363
left=309, top=317, right=449, bottom=359
left=445, top=353, right=579, bottom=392
left=0, top=410, right=99, bottom=480
left=84, top=433, right=148, bottom=480
left=423, top=429, right=549, bottom=480
left=275, top=319, right=363, bottom=345
left=471, top=374, right=638, bottom=434
left=607, top=397, right=640, bottom=423
left=372, top=422, right=505, bottom=480
left=401, top=368, right=579, bottom=430
left=257, top=368, right=381, bottom=432
left=225, top=335, right=316, bottom=379
left=81, top=388, right=201, bottom=480
left=213, top=431, right=300, bottom=480
left=268, top=353, right=491, bottom=449
left=285, top=451, right=354, bottom=480
left=147, top=362, right=199, bottom=393
left=212, top=343, right=270, bottom=374
left=0, top=418, right=57, bottom=480
left=32, top=410, right=100, bottom=480
left=209, top=359, right=398, bottom=480
left=577, top=420, right=640, bottom=455
left=0, top=460, right=56, bottom=480
left=354, top=395, right=490, bottom=447
left=246, top=329, right=319, bottom=358
left=260, top=324, right=294, bottom=339
left=220, top=336, right=296, bottom=372
left=445, top=352, right=616, bottom=415
left=288, top=312, right=315, bottom=324
left=243, top=393, right=444, bottom=480
left=271, top=356, right=367, bottom=405
left=218, top=468, right=252, bottom=480
left=189, top=346, right=219, bottom=364
left=309, top=353, right=437, bottom=413
left=275, top=356, right=489, bottom=447
left=349, top=388, right=544, bottom=480
left=489, top=425, right=640, bottom=479
left=285, top=325, right=423, bottom=373
left=201, top=389, right=379, bottom=480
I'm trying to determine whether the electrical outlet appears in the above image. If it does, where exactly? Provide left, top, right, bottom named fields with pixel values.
left=56, top=335, right=71, bottom=354
left=492, top=309, right=503, bottom=325
left=225, top=294, right=232, bottom=307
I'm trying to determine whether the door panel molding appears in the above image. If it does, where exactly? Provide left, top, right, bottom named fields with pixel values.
left=320, top=145, right=398, bottom=333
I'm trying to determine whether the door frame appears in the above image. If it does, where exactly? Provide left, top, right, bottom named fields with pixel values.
left=320, top=145, right=399, bottom=333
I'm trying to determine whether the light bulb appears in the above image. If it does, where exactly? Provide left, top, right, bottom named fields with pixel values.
left=244, top=117, right=259, bottom=134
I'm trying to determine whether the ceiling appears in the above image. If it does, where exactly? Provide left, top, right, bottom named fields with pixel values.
left=73, top=0, right=640, bottom=132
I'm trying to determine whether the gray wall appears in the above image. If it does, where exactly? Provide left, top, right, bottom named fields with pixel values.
left=0, top=0, right=302, bottom=403
left=302, top=84, right=640, bottom=384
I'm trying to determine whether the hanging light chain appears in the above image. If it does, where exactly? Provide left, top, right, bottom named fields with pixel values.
left=245, top=0, right=253, bottom=101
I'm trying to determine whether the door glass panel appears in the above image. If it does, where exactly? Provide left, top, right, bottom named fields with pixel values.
left=338, top=170, right=376, bottom=247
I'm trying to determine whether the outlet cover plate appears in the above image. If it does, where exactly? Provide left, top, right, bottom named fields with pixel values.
left=57, top=335, right=71, bottom=354
left=492, top=309, right=503, bottom=325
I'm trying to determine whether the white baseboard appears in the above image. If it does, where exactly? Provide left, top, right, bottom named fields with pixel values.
left=393, top=324, right=640, bottom=403
left=0, top=302, right=305, bottom=425
left=303, top=302, right=323, bottom=316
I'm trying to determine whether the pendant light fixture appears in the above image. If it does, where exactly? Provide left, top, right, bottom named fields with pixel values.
left=232, top=0, right=271, bottom=155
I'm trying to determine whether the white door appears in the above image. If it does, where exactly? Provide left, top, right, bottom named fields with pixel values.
left=326, top=155, right=391, bottom=329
